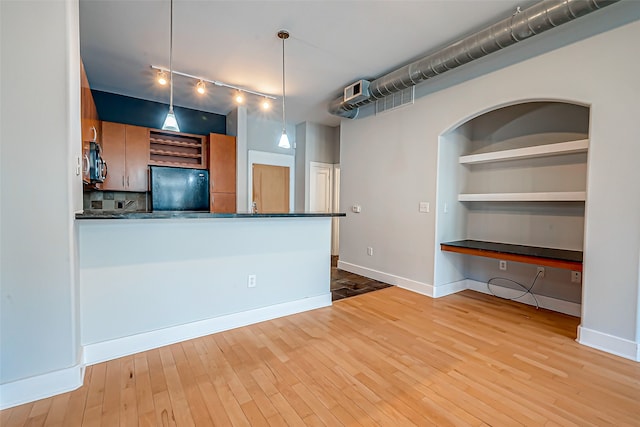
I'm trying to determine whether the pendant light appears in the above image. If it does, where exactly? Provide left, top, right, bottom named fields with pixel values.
left=162, top=0, right=180, bottom=132
left=277, top=30, right=290, bottom=149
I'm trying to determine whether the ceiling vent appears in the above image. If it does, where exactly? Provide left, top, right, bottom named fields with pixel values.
left=343, top=80, right=370, bottom=103
left=376, top=87, right=414, bottom=115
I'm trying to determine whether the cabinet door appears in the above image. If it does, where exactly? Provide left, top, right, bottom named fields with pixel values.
left=125, top=125, right=150, bottom=192
left=209, top=134, right=236, bottom=193
left=101, top=122, right=126, bottom=191
left=211, top=192, right=236, bottom=213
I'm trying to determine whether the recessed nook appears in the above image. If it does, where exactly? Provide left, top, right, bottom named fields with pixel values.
left=436, top=101, right=589, bottom=315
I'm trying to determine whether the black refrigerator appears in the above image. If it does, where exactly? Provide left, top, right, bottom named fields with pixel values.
left=150, top=166, right=209, bottom=211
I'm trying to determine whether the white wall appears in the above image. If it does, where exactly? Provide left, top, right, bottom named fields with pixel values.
left=79, top=217, right=331, bottom=352
left=0, top=0, right=83, bottom=402
left=340, top=8, right=640, bottom=356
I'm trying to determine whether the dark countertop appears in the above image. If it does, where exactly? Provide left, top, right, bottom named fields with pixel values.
left=441, top=239, right=583, bottom=262
left=76, top=211, right=346, bottom=220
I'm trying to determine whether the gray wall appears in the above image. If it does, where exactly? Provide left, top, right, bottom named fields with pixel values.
left=340, top=4, right=640, bottom=357
left=294, top=122, right=340, bottom=211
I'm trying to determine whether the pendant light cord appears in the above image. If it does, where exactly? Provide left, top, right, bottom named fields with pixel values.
left=281, top=34, right=286, bottom=131
left=169, top=0, right=174, bottom=111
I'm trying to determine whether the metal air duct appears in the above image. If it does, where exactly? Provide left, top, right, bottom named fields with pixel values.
left=329, top=0, right=620, bottom=119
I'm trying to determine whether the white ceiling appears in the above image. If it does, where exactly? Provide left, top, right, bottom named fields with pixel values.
left=79, top=0, right=529, bottom=127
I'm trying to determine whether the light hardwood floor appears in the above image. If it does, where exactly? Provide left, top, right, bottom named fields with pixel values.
left=2, top=287, right=639, bottom=426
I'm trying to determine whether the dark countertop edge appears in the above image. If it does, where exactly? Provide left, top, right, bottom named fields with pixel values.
left=76, top=211, right=346, bottom=220
left=441, top=239, right=583, bottom=262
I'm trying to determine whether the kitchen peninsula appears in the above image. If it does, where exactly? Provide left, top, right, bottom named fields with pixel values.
left=76, top=211, right=344, bottom=365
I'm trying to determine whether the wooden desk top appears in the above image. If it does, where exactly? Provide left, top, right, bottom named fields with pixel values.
left=440, top=240, right=583, bottom=271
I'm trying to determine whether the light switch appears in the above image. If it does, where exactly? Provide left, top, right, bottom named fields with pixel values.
left=419, top=202, right=430, bottom=213
left=352, top=205, right=361, bottom=213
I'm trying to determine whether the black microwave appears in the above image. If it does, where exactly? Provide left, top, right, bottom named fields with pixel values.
left=89, top=141, right=107, bottom=183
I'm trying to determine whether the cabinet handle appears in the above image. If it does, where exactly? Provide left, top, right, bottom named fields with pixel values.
left=127, top=176, right=129, bottom=187
left=122, top=176, right=125, bottom=187
left=90, top=126, right=97, bottom=142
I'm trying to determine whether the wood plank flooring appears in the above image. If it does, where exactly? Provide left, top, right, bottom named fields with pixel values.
left=2, top=287, right=639, bottom=426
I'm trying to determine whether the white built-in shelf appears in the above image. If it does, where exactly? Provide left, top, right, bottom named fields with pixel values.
left=458, top=191, right=586, bottom=202
left=458, top=139, right=589, bottom=165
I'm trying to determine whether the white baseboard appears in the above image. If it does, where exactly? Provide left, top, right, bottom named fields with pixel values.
left=577, top=326, right=640, bottom=362
left=337, top=261, right=434, bottom=296
left=433, top=279, right=468, bottom=298
left=83, top=293, right=331, bottom=366
left=465, top=279, right=582, bottom=317
left=0, top=364, right=85, bottom=410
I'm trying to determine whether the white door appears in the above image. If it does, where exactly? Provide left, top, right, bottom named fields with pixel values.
left=310, top=162, right=332, bottom=213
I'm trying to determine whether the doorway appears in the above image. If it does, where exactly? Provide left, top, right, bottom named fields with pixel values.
left=247, top=150, right=295, bottom=213
left=252, top=164, right=290, bottom=213
left=309, top=162, right=340, bottom=255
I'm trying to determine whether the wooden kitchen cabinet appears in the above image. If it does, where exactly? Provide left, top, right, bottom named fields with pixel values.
left=101, top=122, right=149, bottom=191
left=209, top=133, right=236, bottom=213
left=80, top=59, right=101, bottom=184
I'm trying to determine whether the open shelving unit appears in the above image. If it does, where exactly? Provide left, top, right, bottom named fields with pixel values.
left=458, top=139, right=589, bottom=165
left=458, top=191, right=586, bottom=202
left=149, top=129, right=207, bottom=169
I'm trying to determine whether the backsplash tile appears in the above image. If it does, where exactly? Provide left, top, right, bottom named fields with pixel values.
left=84, top=191, right=148, bottom=213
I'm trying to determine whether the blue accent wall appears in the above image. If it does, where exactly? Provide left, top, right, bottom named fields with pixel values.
left=92, top=90, right=226, bottom=136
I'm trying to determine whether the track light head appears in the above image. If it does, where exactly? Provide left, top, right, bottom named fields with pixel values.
left=262, top=98, right=271, bottom=110
left=196, top=80, right=206, bottom=95
left=157, top=70, right=168, bottom=85
left=235, top=92, right=245, bottom=104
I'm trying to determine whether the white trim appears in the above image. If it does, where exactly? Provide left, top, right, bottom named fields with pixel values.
left=247, top=150, right=295, bottom=212
left=83, top=293, right=331, bottom=366
left=433, top=279, right=468, bottom=298
left=465, top=279, right=582, bottom=317
left=332, top=164, right=340, bottom=256
left=0, top=364, right=85, bottom=410
left=458, top=139, right=589, bottom=164
left=337, top=261, right=434, bottom=297
left=577, top=326, right=640, bottom=362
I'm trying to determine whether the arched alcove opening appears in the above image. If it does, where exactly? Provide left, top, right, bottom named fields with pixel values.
left=435, top=101, right=589, bottom=315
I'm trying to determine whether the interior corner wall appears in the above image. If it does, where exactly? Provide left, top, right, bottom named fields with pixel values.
left=339, top=8, right=640, bottom=352
left=295, top=123, right=307, bottom=212
left=299, top=122, right=340, bottom=211
left=1, top=0, right=80, bottom=389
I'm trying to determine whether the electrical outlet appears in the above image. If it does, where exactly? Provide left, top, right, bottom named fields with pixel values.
left=499, top=260, right=507, bottom=271
left=537, top=267, right=545, bottom=278
left=247, top=274, right=257, bottom=288
left=419, top=202, right=430, bottom=213
left=571, top=271, right=581, bottom=283
left=367, top=247, right=373, bottom=256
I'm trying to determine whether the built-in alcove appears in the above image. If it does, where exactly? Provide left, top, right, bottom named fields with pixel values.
left=435, top=101, right=589, bottom=314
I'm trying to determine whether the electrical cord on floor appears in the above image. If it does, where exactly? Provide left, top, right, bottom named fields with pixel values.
left=487, top=270, right=542, bottom=309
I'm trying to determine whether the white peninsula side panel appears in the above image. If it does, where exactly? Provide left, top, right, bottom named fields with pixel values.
left=78, top=217, right=332, bottom=364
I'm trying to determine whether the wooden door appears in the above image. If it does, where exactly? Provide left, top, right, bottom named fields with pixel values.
left=252, top=164, right=289, bottom=213
left=101, top=121, right=126, bottom=191
left=125, top=125, right=150, bottom=192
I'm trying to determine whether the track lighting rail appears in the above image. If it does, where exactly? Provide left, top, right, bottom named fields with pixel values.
left=151, top=65, right=277, bottom=100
